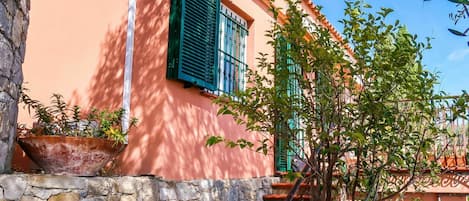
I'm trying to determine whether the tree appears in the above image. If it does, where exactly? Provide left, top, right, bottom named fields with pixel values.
left=207, top=0, right=467, bottom=200
left=427, top=0, right=469, bottom=45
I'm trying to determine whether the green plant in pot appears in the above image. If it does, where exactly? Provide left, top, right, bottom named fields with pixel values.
left=17, top=92, right=137, bottom=176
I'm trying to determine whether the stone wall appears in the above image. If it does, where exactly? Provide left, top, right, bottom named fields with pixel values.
left=0, top=0, right=29, bottom=173
left=0, top=174, right=279, bottom=201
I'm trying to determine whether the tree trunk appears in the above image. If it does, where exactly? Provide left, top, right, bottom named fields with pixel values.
left=0, top=0, right=29, bottom=173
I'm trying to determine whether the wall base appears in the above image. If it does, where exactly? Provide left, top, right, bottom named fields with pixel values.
left=0, top=174, right=279, bottom=201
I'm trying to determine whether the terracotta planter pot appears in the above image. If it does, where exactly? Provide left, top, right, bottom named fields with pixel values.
left=17, top=135, right=125, bottom=176
left=445, top=155, right=456, bottom=168
left=456, top=155, right=466, bottom=167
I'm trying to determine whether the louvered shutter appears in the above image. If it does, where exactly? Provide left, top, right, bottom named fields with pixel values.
left=274, top=37, right=304, bottom=172
left=167, top=0, right=220, bottom=90
left=275, top=127, right=289, bottom=172
left=274, top=37, right=291, bottom=172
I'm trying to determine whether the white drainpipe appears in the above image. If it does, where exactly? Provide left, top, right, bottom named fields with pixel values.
left=122, top=0, right=136, bottom=137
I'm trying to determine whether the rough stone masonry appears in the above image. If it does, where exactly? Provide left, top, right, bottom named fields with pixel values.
left=0, top=0, right=29, bottom=173
left=0, top=174, right=279, bottom=201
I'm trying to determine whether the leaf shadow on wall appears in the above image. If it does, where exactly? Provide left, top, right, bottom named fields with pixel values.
left=82, top=0, right=273, bottom=180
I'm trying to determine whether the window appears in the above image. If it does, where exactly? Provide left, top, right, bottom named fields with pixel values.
left=216, top=5, right=248, bottom=95
left=167, top=0, right=248, bottom=95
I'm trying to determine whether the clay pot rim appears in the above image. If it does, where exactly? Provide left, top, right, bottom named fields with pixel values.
left=17, top=135, right=128, bottom=152
left=17, top=134, right=125, bottom=144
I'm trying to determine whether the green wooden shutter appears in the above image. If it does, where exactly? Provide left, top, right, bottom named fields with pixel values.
left=274, top=37, right=292, bottom=172
left=167, top=0, right=220, bottom=90
left=275, top=123, right=289, bottom=172
left=274, top=37, right=304, bottom=172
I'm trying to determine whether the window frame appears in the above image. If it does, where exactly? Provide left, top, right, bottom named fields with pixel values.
left=212, top=4, right=249, bottom=96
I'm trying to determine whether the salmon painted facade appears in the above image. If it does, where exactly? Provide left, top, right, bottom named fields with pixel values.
left=11, top=0, right=469, bottom=200
left=15, top=0, right=337, bottom=180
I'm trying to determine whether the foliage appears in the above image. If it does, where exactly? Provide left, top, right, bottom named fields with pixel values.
left=446, top=0, right=469, bottom=44
left=19, top=89, right=138, bottom=144
left=424, top=0, right=469, bottom=44
left=448, top=0, right=469, bottom=25
left=207, top=0, right=469, bottom=200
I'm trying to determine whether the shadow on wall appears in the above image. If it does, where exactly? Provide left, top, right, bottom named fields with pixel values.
left=81, top=0, right=272, bottom=179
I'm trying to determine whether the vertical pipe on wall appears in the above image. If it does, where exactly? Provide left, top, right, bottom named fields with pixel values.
left=122, top=0, right=137, bottom=137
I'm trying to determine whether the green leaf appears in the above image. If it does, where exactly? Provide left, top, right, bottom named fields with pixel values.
left=285, top=171, right=303, bottom=182
left=448, top=0, right=469, bottom=4
left=448, top=28, right=467, bottom=36
left=351, top=132, right=366, bottom=144
left=205, top=136, right=224, bottom=147
left=237, top=139, right=254, bottom=149
left=226, top=141, right=237, bottom=148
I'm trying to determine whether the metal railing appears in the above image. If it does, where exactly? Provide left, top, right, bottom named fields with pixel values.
left=341, top=96, right=469, bottom=169
left=432, top=97, right=469, bottom=168
left=213, top=50, right=247, bottom=96
left=207, top=5, right=248, bottom=96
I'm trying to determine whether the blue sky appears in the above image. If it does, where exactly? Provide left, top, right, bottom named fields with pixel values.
left=315, top=0, right=469, bottom=95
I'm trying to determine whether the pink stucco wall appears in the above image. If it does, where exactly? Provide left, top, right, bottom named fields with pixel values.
left=12, top=1, right=469, bottom=199
left=15, top=0, right=287, bottom=180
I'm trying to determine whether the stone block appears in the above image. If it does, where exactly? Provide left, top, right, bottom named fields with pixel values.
left=74, top=189, right=88, bottom=198
left=158, top=181, right=170, bottom=188
left=48, top=192, right=79, bottom=201
left=87, top=178, right=111, bottom=196
left=0, top=35, right=13, bottom=78
left=116, top=177, right=136, bottom=194
left=105, top=194, right=120, bottom=201
left=8, top=100, right=18, bottom=125
left=12, top=56, right=23, bottom=85
left=0, top=80, right=15, bottom=101
left=81, top=197, right=106, bottom=201
left=159, top=187, right=177, bottom=201
left=29, top=175, right=86, bottom=189
left=0, top=174, right=27, bottom=200
left=17, top=38, right=26, bottom=60
left=1, top=0, right=16, bottom=16
left=198, top=180, right=212, bottom=191
left=261, top=177, right=278, bottom=189
left=137, top=178, right=158, bottom=201
left=200, top=191, right=211, bottom=201
left=120, top=194, right=137, bottom=201
left=226, top=182, right=240, bottom=201
left=253, top=179, right=262, bottom=190
left=20, top=196, right=43, bottom=201
left=256, top=190, right=266, bottom=201
left=239, top=180, right=256, bottom=201
left=0, top=141, right=8, bottom=171
left=27, top=186, right=63, bottom=200
left=18, top=0, right=29, bottom=14
left=11, top=9, right=24, bottom=48
left=175, top=182, right=199, bottom=201
left=212, top=180, right=226, bottom=200
left=213, top=180, right=225, bottom=191
left=0, top=3, right=11, bottom=35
